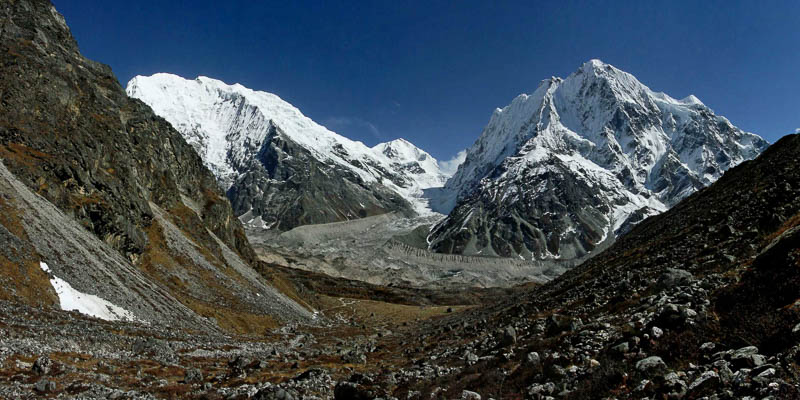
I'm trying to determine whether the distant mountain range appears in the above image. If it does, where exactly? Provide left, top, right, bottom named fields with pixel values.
left=128, top=61, right=767, bottom=264
left=127, top=74, right=449, bottom=231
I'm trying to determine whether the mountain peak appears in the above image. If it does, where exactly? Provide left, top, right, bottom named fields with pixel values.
left=581, top=58, right=609, bottom=70
left=431, top=60, right=768, bottom=261
left=127, top=73, right=449, bottom=220
left=378, top=137, right=415, bottom=148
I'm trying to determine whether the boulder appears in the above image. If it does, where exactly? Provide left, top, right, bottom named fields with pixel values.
left=657, top=268, right=693, bottom=288
left=501, top=326, right=517, bottom=346
left=731, top=346, right=766, bottom=369
left=32, top=356, right=52, bottom=375
left=635, top=356, right=667, bottom=374
left=184, top=368, right=203, bottom=384
left=688, top=370, right=720, bottom=396
left=461, top=390, right=481, bottom=400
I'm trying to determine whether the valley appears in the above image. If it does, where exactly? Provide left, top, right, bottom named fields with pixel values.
left=0, top=0, right=798, bottom=399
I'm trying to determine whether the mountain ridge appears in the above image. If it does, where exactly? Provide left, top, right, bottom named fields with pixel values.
left=126, top=73, right=450, bottom=229
left=0, top=0, right=309, bottom=332
left=429, top=59, right=768, bottom=260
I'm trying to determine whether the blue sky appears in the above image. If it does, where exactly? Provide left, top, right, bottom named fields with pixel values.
left=53, top=1, right=799, bottom=163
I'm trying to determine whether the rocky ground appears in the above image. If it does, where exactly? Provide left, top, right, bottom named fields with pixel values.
left=0, top=280, right=476, bottom=399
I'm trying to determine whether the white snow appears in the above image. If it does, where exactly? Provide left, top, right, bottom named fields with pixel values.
left=432, top=59, right=767, bottom=258
left=126, top=74, right=448, bottom=215
left=39, top=262, right=139, bottom=322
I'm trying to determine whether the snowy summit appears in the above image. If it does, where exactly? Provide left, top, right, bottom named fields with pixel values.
left=127, top=74, right=450, bottom=228
left=429, top=59, right=768, bottom=260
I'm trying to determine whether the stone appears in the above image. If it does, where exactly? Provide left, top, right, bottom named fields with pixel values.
left=663, top=372, right=687, bottom=397
left=34, top=379, right=56, bottom=393
left=461, top=390, right=481, bottom=400
left=731, top=346, right=766, bottom=369
left=502, top=326, right=517, bottom=346
left=688, top=370, right=720, bottom=396
left=699, top=342, right=716, bottom=352
left=612, top=342, right=630, bottom=353
left=254, top=387, right=296, bottom=400
left=650, top=326, right=663, bottom=338
left=635, top=356, right=667, bottom=374
left=184, top=368, right=203, bottom=384
left=657, top=268, right=694, bottom=288
left=526, top=351, right=541, bottom=367
left=342, top=350, right=367, bottom=364
left=32, top=355, right=52, bottom=375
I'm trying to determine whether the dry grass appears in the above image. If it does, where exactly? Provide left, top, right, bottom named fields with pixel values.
left=0, top=143, right=53, bottom=168
left=0, top=197, right=57, bottom=307
left=315, top=294, right=470, bottom=326
left=765, top=211, right=800, bottom=243
left=260, top=269, right=314, bottom=312
left=139, top=220, right=279, bottom=335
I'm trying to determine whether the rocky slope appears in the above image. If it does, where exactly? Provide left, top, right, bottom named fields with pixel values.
left=0, top=0, right=309, bottom=332
left=381, top=133, right=800, bottom=398
left=429, top=60, right=768, bottom=261
left=126, top=74, right=449, bottom=230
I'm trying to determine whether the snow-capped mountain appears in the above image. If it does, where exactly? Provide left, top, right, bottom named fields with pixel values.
left=429, top=59, right=768, bottom=260
left=126, top=74, right=448, bottom=230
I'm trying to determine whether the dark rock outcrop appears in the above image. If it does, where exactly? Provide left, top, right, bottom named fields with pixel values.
left=0, top=0, right=308, bottom=329
left=228, top=123, right=413, bottom=230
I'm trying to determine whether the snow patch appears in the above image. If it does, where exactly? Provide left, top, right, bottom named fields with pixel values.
left=39, top=262, right=139, bottom=322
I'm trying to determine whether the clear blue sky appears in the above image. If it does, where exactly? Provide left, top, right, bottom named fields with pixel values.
left=53, top=1, right=799, bottom=162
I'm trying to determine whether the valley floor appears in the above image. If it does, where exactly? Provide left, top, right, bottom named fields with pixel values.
left=0, top=281, right=475, bottom=399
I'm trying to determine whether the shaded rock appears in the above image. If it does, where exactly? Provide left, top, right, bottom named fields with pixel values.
left=334, top=381, right=373, bottom=400
left=546, top=314, right=576, bottom=336
left=184, top=368, right=203, bottom=384
left=34, top=379, right=56, bottom=393
left=657, top=268, right=694, bottom=288
left=501, top=326, right=517, bottom=346
left=635, top=356, right=667, bottom=374
left=461, top=390, right=481, bottom=400
left=688, top=370, right=720, bottom=396
left=731, top=346, right=765, bottom=369
left=32, top=356, right=52, bottom=375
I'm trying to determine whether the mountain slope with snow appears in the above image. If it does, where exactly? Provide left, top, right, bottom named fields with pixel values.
left=429, top=59, right=768, bottom=260
left=126, top=74, right=448, bottom=229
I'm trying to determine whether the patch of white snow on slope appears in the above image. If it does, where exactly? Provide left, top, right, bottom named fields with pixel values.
left=39, top=262, right=139, bottom=322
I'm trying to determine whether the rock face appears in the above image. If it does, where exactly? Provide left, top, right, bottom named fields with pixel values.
left=0, top=0, right=309, bottom=330
left=126, top=74, right=449, bottom=230
left=429, top=60, right=768, bottom=260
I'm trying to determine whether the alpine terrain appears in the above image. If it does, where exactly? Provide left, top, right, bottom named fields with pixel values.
left=126, top=74, right=449, bottom=231
left=0, top=0, right=309, bottom=334
left=429, top=60, right=768, bottom=261
left=2, top=1, right=799, bottom=399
